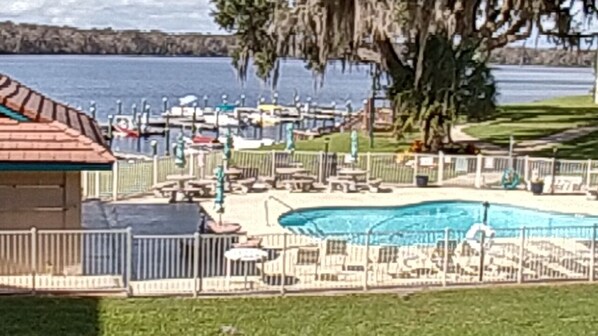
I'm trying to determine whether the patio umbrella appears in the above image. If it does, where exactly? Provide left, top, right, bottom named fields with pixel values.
left=350, top=130, right=358, bottom=163
left=214, top=165, right=225, bottom=223
left=174, top=133, right=186, bottom=171
left=286, top=123, right=295, bottom=153
left=223, top=129, right=233, bottom=168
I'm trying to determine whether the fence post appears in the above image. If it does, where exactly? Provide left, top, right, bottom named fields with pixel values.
left=366, top=152, right=372, bottom=180
left=475, top=154, right=483, bottom=188
left=318, top=151, right=325, bottom=183
left=94, top=171, right=100, bottom=198
left=198, top=151, right=206, bottom=179
left=517, top=227, right=525, bottom=284
left=586, top=159, right=592, bottom=190
left=271, top=150, right=276, bottom=178
left=112, top=160, right=119, bottom=202
left=523, top=156, right=530, bottom=189
left=125, top=227, right=133, bottom=296
left=189, top=152, right=196, bottom=177
left=152, top=155, right=159, bottom=186
left=82, top=171, right=88, bottom=200
left=442, top=228, right=449, bottom=287
left=281, top=233, right=287, bottom=295
left=437, top=151, right=444, bottom=186
left=30, top=227, right=37, bottom=294
left=413, top=154, right=419, bottom=186
left=363, top=231, right=370, bottom=291
left=590, top=224, right=596, bottom=282
left=193, top=232, right=200, bottom=297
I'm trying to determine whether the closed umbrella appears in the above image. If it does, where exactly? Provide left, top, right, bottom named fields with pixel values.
left=174, top=133, right=186, bottom=172
left=214, top=165, right=225, bottom=224
left=286, top=123, right=295, bottom=153
left=350, top=130, right=358, bottom=164
left=223, top=129, right=233, bottom=168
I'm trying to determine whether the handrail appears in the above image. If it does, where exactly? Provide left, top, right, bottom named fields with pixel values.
left=264, top=195, right=320, bottom=229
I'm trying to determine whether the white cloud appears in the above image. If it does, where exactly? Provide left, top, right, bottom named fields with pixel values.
left=0, top=0, right=221, bottom=33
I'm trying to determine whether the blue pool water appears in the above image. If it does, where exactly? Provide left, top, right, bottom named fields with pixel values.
left=278, top=200, right=598, bottom=245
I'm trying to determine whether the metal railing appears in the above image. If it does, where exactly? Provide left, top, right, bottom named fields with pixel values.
left=81, top=150, right=598, bottom=201
left=0, top=226, right=596, bottom=296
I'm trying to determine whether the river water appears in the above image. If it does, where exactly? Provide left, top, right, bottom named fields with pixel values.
left=0, top=56, right=594, bottom=154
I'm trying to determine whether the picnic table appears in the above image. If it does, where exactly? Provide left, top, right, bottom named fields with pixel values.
left=162, top=174, right=198, bottom=203
left=331, top=168, right=382, bottom=193
left=274, top=167, right=317, bottom=192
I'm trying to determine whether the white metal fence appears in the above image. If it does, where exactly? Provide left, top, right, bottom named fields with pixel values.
left=81, top=150, right=598, bottom=201
left=0, top=227, right=596, bottom=296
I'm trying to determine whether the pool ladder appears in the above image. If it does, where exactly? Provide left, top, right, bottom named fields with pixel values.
left=264, top=195, right=319, bottom=228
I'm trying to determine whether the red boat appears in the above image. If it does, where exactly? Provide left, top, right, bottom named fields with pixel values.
left=113, top=116, right=140, bottom=138
left=192, top=135, right=217, bottom=144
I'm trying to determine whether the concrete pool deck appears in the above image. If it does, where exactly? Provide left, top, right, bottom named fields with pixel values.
left=180, top=188, right=598, bottom=235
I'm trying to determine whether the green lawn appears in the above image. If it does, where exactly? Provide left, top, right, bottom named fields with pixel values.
left=3, top=284, right=598, bottom=335
left=260, top=131, right=418, bottom=153
left=464, top=95, right=598, bottom=146
left=533, top=130, right=598, bottom=159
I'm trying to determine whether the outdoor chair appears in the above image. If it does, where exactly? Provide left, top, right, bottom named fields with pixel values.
left=322, top=239, right=348, bottom=270
left=368, top=246, right=409, bottom=282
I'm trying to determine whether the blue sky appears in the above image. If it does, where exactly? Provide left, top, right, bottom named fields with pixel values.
left=0, top=0, right=221, bottom=33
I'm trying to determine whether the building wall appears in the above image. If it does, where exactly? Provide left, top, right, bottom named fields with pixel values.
left=0, top=171, right=82, bottom=275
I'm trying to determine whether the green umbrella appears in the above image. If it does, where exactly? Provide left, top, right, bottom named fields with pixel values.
left=286, top=123, right=295, bottom=152
left=223, top=129, right=233, bottom=162
left=214, top=165, right=225, bottom=219
left=350, top=130, right=358, bottom=163
left=174, top=133, right=186, bottom=169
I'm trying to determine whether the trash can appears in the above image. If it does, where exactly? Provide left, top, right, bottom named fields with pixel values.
left=416, top=175, right=429, bottom=187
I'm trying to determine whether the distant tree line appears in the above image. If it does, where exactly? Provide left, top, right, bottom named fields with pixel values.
left=0, top=21, right=594, bottom=67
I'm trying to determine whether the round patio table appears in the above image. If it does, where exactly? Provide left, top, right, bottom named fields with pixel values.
left=225, top=248, right=269, bottom=290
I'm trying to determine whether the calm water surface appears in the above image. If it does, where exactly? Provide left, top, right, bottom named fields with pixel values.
left=0, top=56, right=593, bottom=154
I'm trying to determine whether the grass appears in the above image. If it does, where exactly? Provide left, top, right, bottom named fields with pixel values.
left=259, top=131, right=418, bottom=153
left=464, top=95, right=598, bottom=146
left=533, top=130, right=598, bottom=159
left=2, top=284, right=598, bottom=335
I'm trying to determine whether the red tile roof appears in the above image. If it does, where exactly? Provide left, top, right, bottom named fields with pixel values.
left=0, top=74, right=115, bottom=164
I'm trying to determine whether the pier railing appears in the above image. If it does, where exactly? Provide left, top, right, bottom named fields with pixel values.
left=82, top=150, right=598, bottom=201
left=0, top=226, right=595, bottom=296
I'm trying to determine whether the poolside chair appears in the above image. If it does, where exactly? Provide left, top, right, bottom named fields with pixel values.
left=431, top=240, right=458, bottom=273
left=368, top=246, right=408, bottom=283
left=322, top=239, right=348, bottom=270
left=257, top=241, right=326, bottom=281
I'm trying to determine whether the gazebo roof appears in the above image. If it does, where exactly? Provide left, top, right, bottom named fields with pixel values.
left=0, top=74, right=115, bottom=170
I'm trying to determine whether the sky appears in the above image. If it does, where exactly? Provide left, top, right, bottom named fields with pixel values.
left=0, top=0, right=221, bottom=33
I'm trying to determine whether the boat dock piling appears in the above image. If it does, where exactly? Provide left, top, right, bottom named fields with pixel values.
left=96, top=94, right=360, bottom=153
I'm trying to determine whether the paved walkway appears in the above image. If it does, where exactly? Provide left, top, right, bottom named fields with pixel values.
left=451, top=124, right=507, bottom=155
left=452, top=124, right=598, bottom=155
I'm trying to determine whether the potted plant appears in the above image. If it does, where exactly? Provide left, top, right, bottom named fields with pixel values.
left=530, top=177, right=544, bottom=195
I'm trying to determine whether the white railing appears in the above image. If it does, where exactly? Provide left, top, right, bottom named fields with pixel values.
left=0, top=226, right=596, bottom=296
left=82, top=150, right=598, bottom=201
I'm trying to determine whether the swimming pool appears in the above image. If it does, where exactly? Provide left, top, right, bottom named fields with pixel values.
left=278, top=200, right=598, bottom=245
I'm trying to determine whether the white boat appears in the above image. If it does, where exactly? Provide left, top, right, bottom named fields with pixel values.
left=217, top=135, right=276, bottom=150
left=164, top=99, right=242, bottom=127
left=244, top=105, right=301, bottom=126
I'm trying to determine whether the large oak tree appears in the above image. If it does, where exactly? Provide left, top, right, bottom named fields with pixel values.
left=212, top=0, right=598, bottom=151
